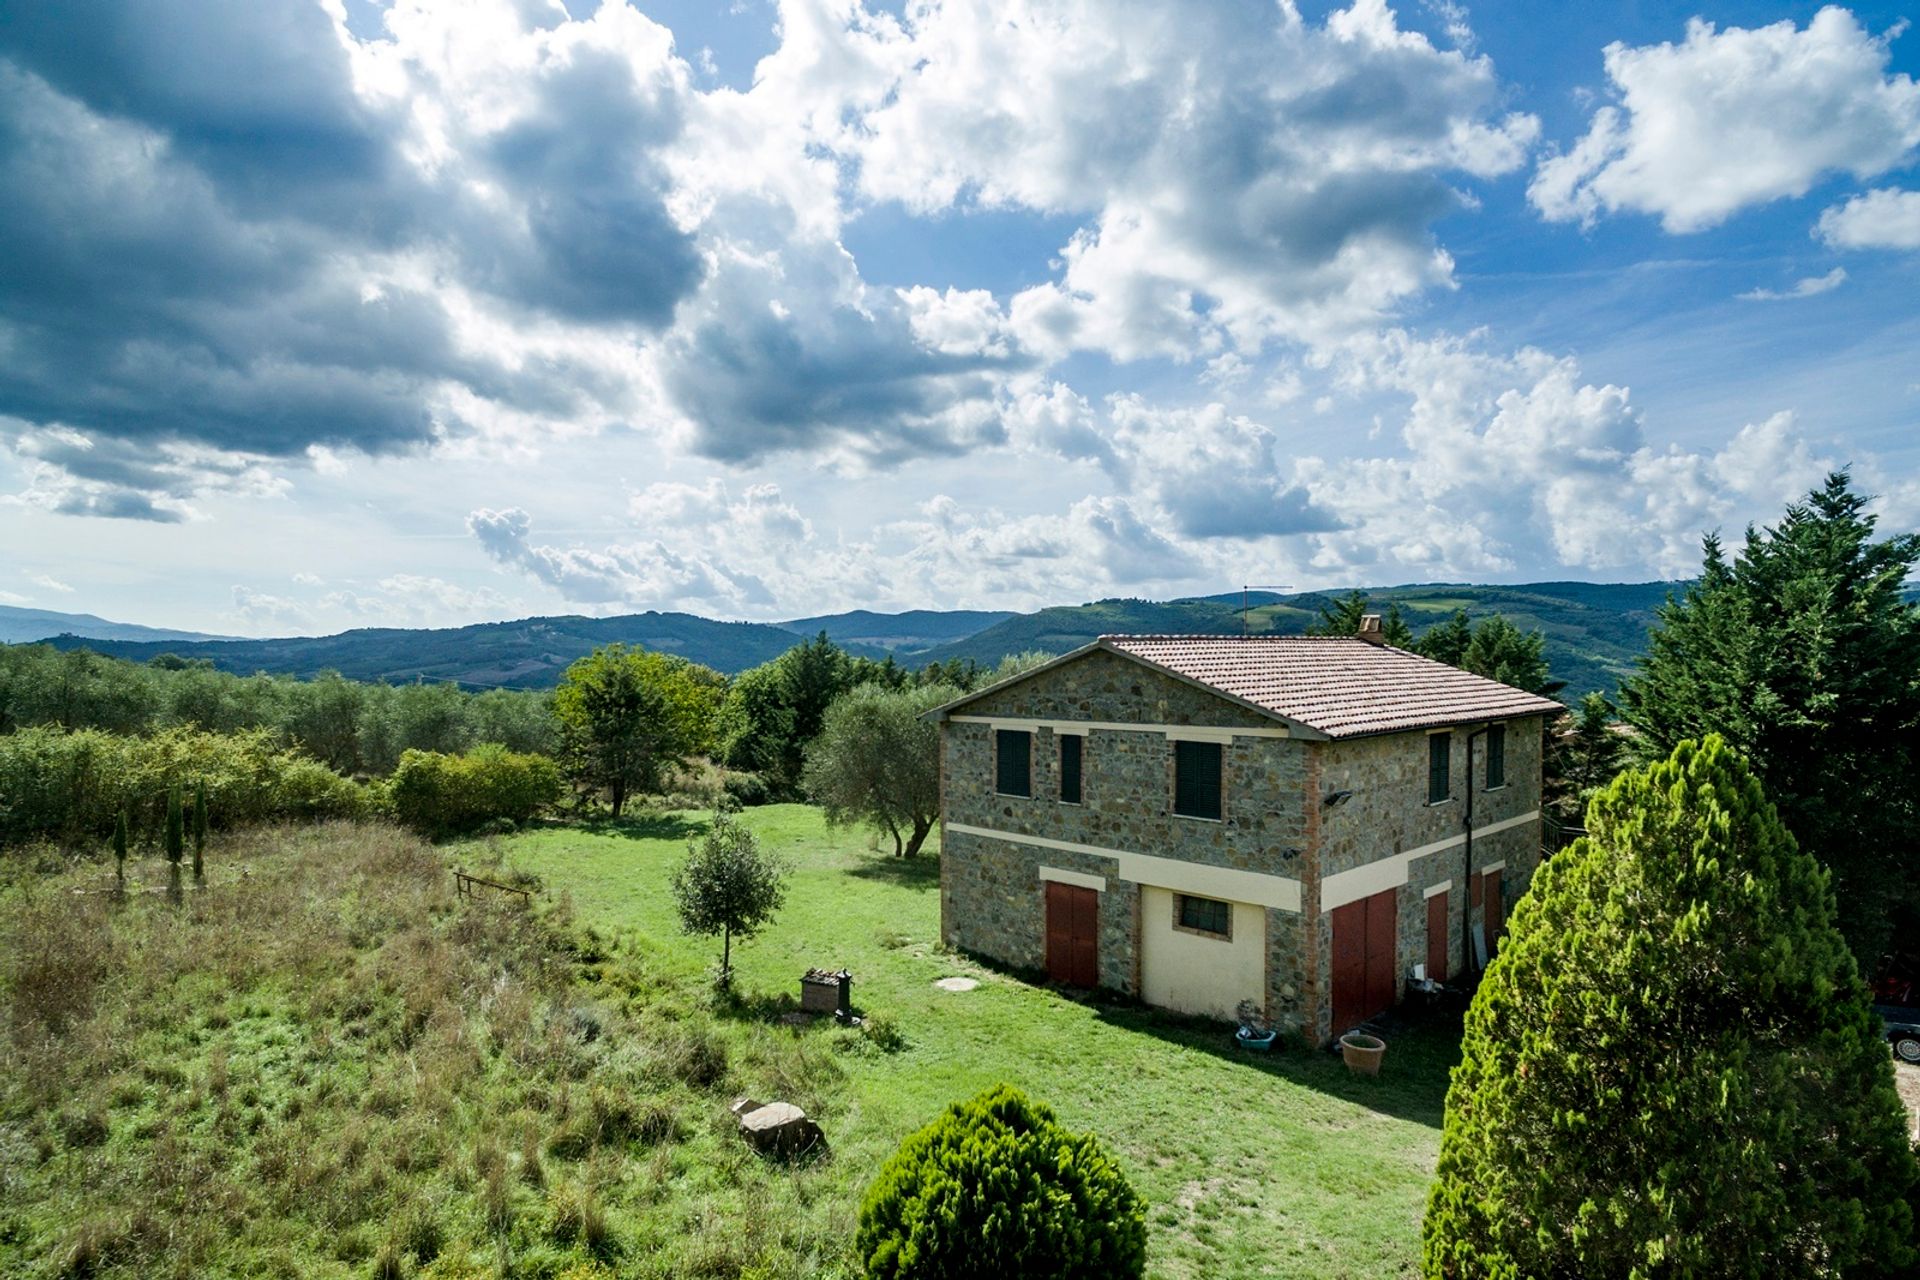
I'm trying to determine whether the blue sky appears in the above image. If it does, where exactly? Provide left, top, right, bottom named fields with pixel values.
left=1, top=0, right=1916, bottom=635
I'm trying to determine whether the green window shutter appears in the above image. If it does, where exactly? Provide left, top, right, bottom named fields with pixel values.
left=1487, top=724, right=1506, bottom=789
left=1059, top=734, right=1083, bottom=804
left=1428, top=732, right=1451, bottom=804
left=996, top=729, right=1032, bottom=797
left=1173, top=740, right=1223, bottom=820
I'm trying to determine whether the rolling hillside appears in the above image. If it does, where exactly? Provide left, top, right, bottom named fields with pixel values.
left=20, top=582, right=1686, bottom=696
left=37, top=612, right=868, bottom=686
left=0, top=604, right=232, bottom=645
left=777, top=608, right=1016, bottom=652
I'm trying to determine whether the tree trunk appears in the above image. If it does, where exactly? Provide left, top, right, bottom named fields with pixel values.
left=721, top=924, right=732, bottom=989
left=610, top=779, right=626, bottom=817
left=903, top=814, right=935, bottom=858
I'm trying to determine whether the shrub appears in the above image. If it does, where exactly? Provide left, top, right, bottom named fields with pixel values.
left=387, top=744, right=562, bottom=837
left=1424, top=736, right=1920, bottom=1277
left=0, top=725, right=372, bottom=849
left=857, top=1084, right=1146, bottom=1279
left=719, top=770, right=772, bottom=808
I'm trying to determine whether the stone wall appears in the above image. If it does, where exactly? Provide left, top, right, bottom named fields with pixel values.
left=1300, top=717, right=1551, bottom=1042
left=937, top=644, right=1555, bottom=1045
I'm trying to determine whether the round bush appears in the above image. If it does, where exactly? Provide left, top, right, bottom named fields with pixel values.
left=856, top=1083, right=1146, bottom=1279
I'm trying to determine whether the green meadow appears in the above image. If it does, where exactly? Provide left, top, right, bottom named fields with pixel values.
left=2, top=808, right=1457, bottom=1278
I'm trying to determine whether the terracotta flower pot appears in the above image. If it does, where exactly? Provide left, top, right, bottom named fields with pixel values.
left=1339, top=1032, right=1386, bottom=1075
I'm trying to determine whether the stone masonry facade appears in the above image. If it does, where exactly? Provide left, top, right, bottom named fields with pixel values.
left=937, top=646, right=1550, bottom=1043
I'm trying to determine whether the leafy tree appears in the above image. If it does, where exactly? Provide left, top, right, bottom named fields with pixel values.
left=714, top=634, right=853, bottom=795
left=1424, top=735, right=1918, bottom=1278
left=1414, top=608, right=1474, bottom=666
left=163, top=784, right=184, bottom=867
left=1306, top=590, right=1414, bottom=645
left=857, top=1083, right=1147, bottom=1280
left=1620, top=473, right=1920, bottom=961
left=553, top=645, right=722, bottom=816
left=984, top=650, right=1057, bottom=683
left=804, top=683, right=958, bottom=857
left=669, top=812, right=788, bottom=988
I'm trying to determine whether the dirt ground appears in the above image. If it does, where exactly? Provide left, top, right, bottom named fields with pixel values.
left=1895, top=1062, right=1920, bottom=1143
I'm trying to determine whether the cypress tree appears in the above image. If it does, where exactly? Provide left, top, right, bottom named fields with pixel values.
left=1621, top=473, right=1920, bottom=963
left=112, top=809, right=129, bottom=887
left=191, top=781, right=208, bottom=881
left=164, top=784, right=184, bottom=867
left=1424, top=736, right=1918, bottom=1277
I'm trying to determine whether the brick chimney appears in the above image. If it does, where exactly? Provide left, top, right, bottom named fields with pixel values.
left=1357, top=614, right=1385, bottom=644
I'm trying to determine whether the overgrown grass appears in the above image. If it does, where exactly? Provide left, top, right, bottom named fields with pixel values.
left=3, top=810, right=1458, bottom=1278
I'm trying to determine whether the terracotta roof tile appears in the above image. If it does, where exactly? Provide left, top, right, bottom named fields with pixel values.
left=1101, top=634, right=1563, bottom=738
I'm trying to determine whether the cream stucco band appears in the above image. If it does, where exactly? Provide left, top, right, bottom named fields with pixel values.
left=947, top=822, right=1304, bottom=913
left=1319, top=811, right=1539, bottom=911
left=947, top=714, right=1290, bottom=741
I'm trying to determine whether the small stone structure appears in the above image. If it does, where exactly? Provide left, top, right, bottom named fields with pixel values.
left=731, top=1097, right=824, bottom=1158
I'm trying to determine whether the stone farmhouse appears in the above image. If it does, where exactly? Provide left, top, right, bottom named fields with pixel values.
left=928, top=620, right=1563, bottom=1044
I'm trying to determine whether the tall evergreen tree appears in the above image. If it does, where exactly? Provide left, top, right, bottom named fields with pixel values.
left=1621, top=473, right=1920, bottom=962
left=1414, top=607, right=1474, bottom=666
left=112, top=809, right=128, bottom=888
left=1425, top=736, right=1918, bottom=1277
left=191, top=780, right=209, bottom=882
left=163, top=784, right=184, bottom=866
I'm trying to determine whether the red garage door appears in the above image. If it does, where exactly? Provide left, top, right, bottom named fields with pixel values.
left=1332, top=888, right=1398, bottom=1034
left=1045, top=882, right=1099, bottom=988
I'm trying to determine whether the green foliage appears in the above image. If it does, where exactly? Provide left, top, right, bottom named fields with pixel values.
left=1620, top=473, right=1920, bottom=960
left=0, top=644, right=557, bottom=775
left=1305, top=590, right=1415, bottom=646
left=803, top=683, right=958, bottom=857
left=1548, top=691, right=1626, bottom=818
left=387, top=744, right=563, bottom=837
left=1424, top=736, right=1918, bottom=1278
left=0, top=725, right=371, bottom=849
left=857, top=1083, right=1147, bottom=1280
left=191, top=780, right=209, bottom=879
left=1415, top=610, right=1561, bottom=696
left=553, top=645, right=722, bottom=817
left=164, top=785, right=184, bottom=865
left=669, top=812, right=788, bottom=986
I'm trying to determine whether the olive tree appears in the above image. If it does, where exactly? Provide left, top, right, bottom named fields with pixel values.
left=670, top=813, right=788, bottom=989
left=803, top=683, right=958, bottom=858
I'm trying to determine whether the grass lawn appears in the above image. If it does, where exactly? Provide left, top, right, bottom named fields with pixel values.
left=489, top=804, right=1459, bottom=1279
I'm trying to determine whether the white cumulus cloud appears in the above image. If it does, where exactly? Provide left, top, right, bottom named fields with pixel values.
left=1818, top=186, right=1920, bottom=248
left=1532, top=8, right=1920, bottom=232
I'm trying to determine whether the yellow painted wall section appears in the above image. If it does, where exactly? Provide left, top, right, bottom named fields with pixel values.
left=1139, top=886, right=1267, bottom=1021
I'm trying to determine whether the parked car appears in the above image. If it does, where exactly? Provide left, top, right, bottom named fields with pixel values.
left=1875, top=1005, right=1920, bottom=1065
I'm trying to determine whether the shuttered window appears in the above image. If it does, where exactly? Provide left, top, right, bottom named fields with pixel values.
left=1058, top=734, right=1083, bottom=804
left=1486, top=724, right=1506, bottom=789
left=1173, top=740, right=1223, bottom=820
left=1428, top=732, right=1451, bottom=804
left=1177, top=893, right=1231, bottom=937
left=995, top=729, right=1032, bottom=797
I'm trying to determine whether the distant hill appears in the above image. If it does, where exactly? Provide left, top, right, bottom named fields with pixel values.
left=777, top=608, right=1015, bottom=652
left=921, top=582, right=1680, bottom=699
left=0, top=605, right=232, bottom=646
left=20, top=581, right=1691, bottom=697
left=39, top=612, right=876, bottom=686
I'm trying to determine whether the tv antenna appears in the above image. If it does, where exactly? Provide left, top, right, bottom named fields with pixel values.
left=1239, top=584, right=1292, bottom=636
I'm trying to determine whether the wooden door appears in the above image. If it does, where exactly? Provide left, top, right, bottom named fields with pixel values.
left=1483, top=869, right=1504, bottom=954
left=1425, top=890, right=1448, bottom=984
left=1331, top=888, right=1398, bottom=1033
left=1045, top=882, right=1099, bottom=988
